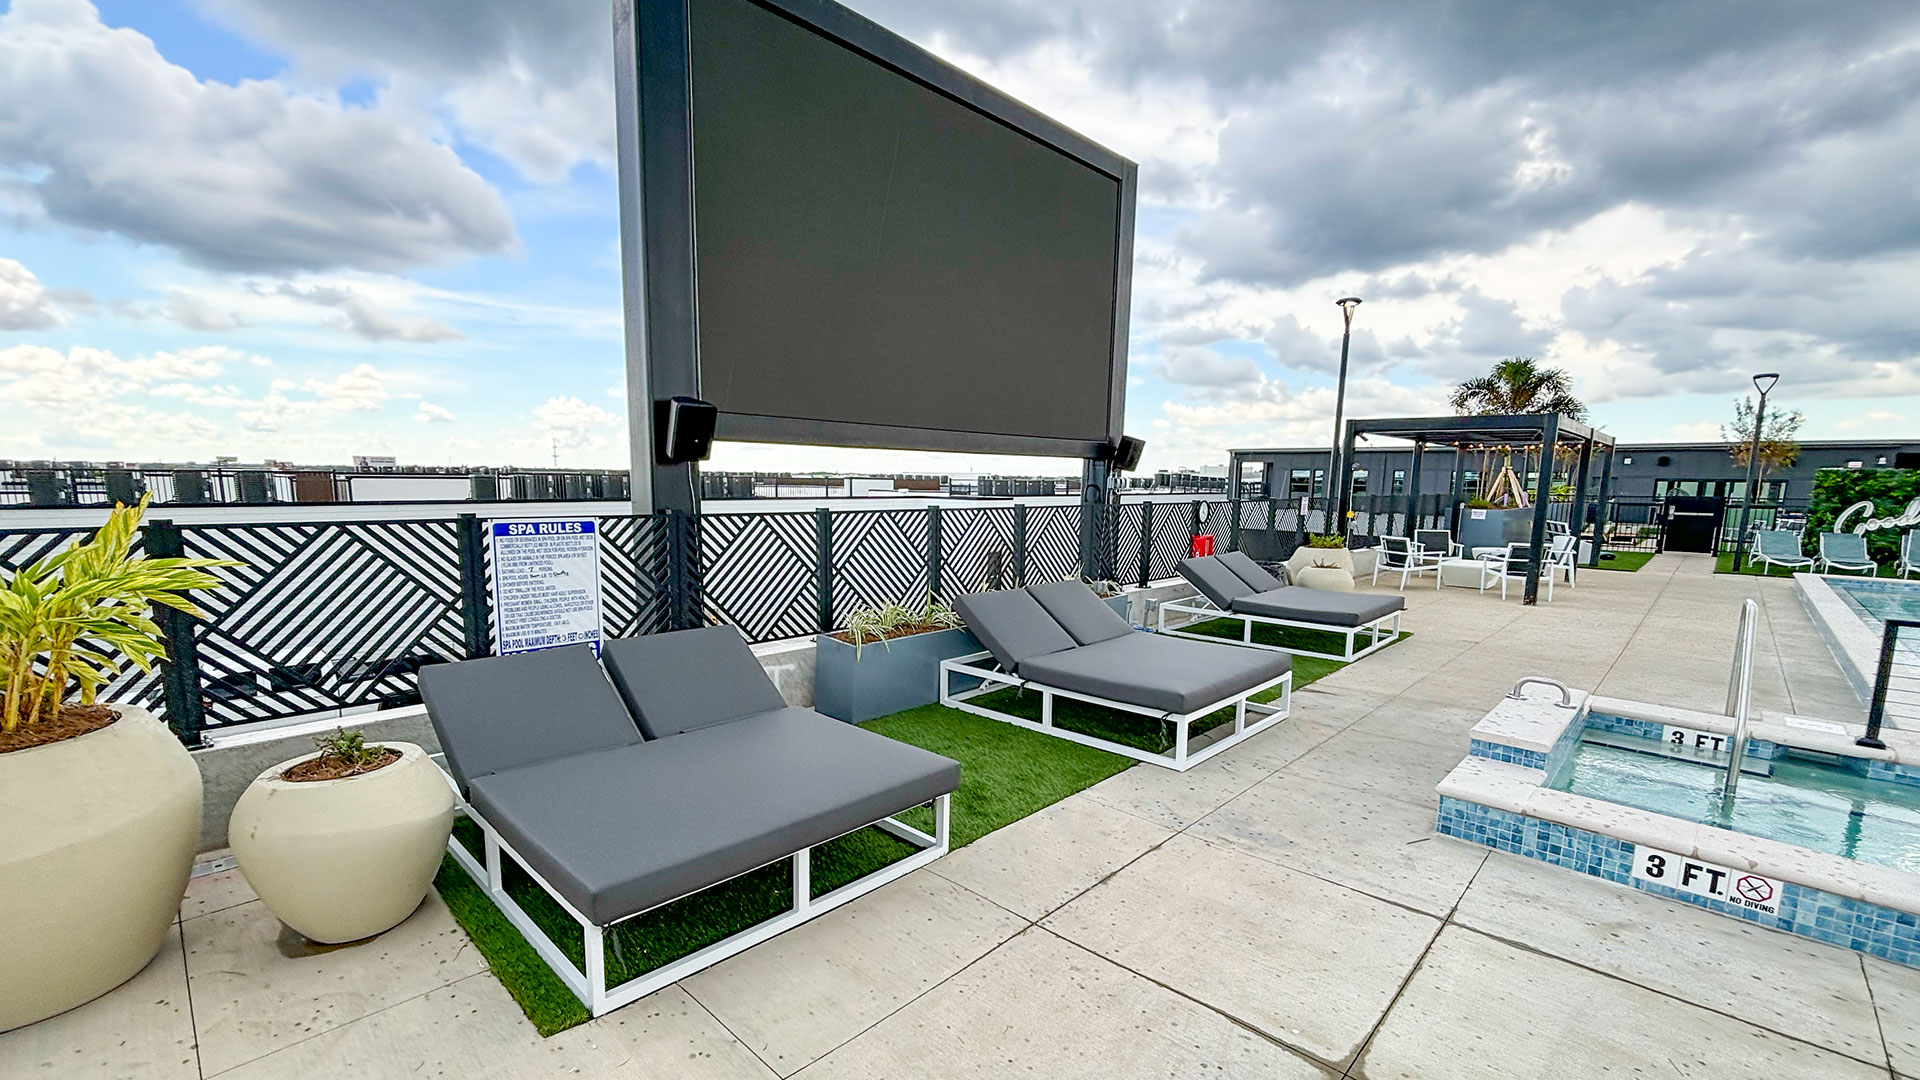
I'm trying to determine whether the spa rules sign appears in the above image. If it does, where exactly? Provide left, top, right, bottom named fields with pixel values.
left=489, top=520, right=602, bottom=655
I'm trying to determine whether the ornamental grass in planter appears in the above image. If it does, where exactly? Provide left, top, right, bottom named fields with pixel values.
left=0, top=497, right=232, bottom=1031
left=230, top=726, right=454, bottom=944
left=816, top=596, right=977, bottom=723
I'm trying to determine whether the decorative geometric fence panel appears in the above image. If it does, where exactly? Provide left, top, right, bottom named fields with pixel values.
left=1113, top=503, right=1146, bottom=585
left=177, top=520, right=468, bottom=728
left=828, top=508, right=932, bottom=620
left=699, top=512, right=818, bottom=643
left=1023, top=505, right=1082, bottom=585
left=597, top=515, right=673, bottom=639
left=0, top=527, right=164, bottom=716
left=940, top=507, right=1018, bottom=596
left=1148, top=502, right=1195, bottom=582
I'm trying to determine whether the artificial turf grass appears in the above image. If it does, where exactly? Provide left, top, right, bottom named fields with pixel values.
left=1590, top=550, right=1654, bottom=572
left=434, top=706, right=1134, bottom=1036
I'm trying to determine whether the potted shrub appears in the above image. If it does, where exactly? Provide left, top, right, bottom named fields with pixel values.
left=1284, top=533, right=1357, bottom=591
left=229, top=726, right=453, bottom=943
left=815, top=596, right=979, bottom=723
left=0, top=499, right=227, bottom=1032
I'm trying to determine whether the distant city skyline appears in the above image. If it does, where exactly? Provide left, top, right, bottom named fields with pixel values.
left=3, top=0, right=1918, bottom=476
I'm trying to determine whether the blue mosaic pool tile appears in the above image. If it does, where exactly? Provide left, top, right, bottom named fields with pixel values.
left=1467, top=739, right=1548, bottom=769
left=1436, top=793, right=1920, bottom=969
left=1858, top=758, right=1920, bottom=790
left=1583, top=714, right=1667, bottom=740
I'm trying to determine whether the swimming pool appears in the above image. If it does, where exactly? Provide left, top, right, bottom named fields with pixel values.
left=1798, top=574, right=1920, bottom=726
left=1552, top=733, right=1920, bottom=874
left=1831, top=576, right=1920, bottom=623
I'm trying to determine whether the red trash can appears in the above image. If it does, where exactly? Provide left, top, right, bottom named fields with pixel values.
left=1191, top=534, right=1216, bottom=557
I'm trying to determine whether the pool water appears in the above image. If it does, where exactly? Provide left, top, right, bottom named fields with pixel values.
left=1832, top=577, right=1920, bottom=623
left=1553, top=738, right=1920, bottom=873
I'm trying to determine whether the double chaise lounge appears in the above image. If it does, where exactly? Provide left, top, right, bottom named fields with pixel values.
left=419, top=626, right=959, bottom=1016
left=1160, top=551, right=1405, bottom=660
left=940, top=579, right=1292, bottom=770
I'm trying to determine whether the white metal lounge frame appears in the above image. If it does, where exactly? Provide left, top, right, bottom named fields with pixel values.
left=938, top=649, right=1291, bottom=771
left=432, top=757, right=950, bottom=1017
left=1155, top=594, right=1402, bottom=662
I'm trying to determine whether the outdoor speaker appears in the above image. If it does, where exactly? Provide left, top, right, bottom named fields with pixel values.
left=1112, top=436, right=1145, bottom=472
left=655, top=396, right=718, bottom=465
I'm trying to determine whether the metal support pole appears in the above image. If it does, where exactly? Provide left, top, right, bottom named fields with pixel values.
left=1732, top=384, right=1773, bottom=572
left=1587, top=446, right=1615, bottom=569
left=1406, top=442, right=1425, bottom=534
left=144, top=519, right=207, bottom=746
left=1324, top=297, right=1361, bottom=525
left=1137, top=499, right=1154, bottom=588
left=667, top=509, right=701, bottom=630
left=927, top=504, right=944, bottom=599
left=1523, top=419, right=1560, bottom=604
left=1191, top=500, right=1204, bottom=552
left=814, top=507, right=833, bottom=633
left=1079, top=457, right=1112, bottom=582
left=1229, top=496, right=1242, bottom=552
left=1012, top=503, right=1029, bottom=587
left=1569, top=439, right=1593, bottom=566
left=455, top=513, right=492, bottom=658
left=1333, top=422, right=1360, bottom=537
left=1859, top=619, right=1910, bottom=750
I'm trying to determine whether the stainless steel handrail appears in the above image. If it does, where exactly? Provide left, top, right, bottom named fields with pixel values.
left=1507, top=676, right=1575, bottom=708
left=1721, top=598, right=1760, bottom=804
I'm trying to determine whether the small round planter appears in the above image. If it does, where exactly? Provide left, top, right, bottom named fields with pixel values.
left=1293, top=565, right=1356, bottom=592
left=0, top=707, right=201, bottom=1032
left=229, top=742, right=453, bottom=944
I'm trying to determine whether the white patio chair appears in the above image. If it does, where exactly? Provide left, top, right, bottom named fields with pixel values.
left=1901, top=531, right=1919, bottom=579
left=1750, top=529, right=1813, bottom=576
left=1547, top=532, right=1579, bottom=587
left=1414, top=528, right=1461, bottom=559
left=1372, top=535, right=1438, bottom=590
left=1817, top=532, right=1878, bottom=576
left=1480, top=542, right=1554, bottom=601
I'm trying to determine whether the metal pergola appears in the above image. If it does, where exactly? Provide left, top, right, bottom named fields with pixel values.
left=1331, top=413, right=1618, bottom=605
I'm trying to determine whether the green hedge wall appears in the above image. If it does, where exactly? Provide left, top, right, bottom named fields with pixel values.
left=1805, top=469, right=1920, bottom=563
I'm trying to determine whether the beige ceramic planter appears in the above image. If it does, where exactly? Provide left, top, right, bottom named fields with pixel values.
left=0, top=707, right=201, bottom=1032
left=229, top=742, right=454, bottom=944
left=1287, top=547, right=1356, bottom=591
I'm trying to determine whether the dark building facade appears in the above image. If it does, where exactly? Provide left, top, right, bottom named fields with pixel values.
left=1229, top=439, right=1920, bottom=507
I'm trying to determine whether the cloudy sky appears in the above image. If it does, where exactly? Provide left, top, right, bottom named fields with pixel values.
left=3, top=0, right=1918, bottom=475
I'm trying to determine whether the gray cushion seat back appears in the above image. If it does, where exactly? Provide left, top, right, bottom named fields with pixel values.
left=1017, top=633, right=1290, bottom=714
left=1230, top=586, right=1404, bottom=627
left=418, top=645, right=641, bottom=797
left=465, top=707, right=961, bottom=923
left=1177, top=556, right=1256, bottom=609
left=1026, top=580, right=1132, bottom=645
left=952, top=588, right=1077, bottom=669
left=600, top=625, right=788, bottom=738
left=1215, top=550, right=1283, bottom=592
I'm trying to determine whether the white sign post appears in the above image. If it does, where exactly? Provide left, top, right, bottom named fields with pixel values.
left=489, top=520, right=602, bottom=655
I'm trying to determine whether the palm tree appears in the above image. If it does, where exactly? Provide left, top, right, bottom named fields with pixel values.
left=1449, top=358, right=1588, bottom=420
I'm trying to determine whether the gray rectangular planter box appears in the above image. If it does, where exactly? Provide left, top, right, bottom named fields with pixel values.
left=1458, top=507, right=1535, bottom=551
left=815, top=595, right=1129, bottom=724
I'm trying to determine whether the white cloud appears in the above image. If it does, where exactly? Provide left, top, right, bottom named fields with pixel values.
left=0, top=0, right=516, bottom=272
left=0, top=257, right=75, bottom=330
left=415, top=401, right=455, bottom=423
left=532, top=395, right=619, bottom=450
left=1669, top=420, right=1722, bottom=441
left=273, top=282, right=463, bottom=342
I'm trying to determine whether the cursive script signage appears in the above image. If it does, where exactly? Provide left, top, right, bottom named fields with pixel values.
left=1833, top=498, right=1920, bottom=535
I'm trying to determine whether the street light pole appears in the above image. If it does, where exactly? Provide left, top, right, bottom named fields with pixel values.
left=1730, top=372, right=1780, bottom=573
left=1324, top=296, right=1363, bottom=534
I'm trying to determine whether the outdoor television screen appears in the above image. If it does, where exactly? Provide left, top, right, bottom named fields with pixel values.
left=684, top=0, right=1132, bottom=453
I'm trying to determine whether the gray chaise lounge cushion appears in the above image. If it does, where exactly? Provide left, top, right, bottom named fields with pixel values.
left=419, top=645, right=639, bottom=796
left=1177, top=556, right=1256, bottom=609
left=466, top=707, right=960, bottom=923
left=601, top=625, right=788, bottom=738
left=1016, top=633, right=1289, bottom=715
left=953, top=588, right=1077, bottom=669
left=1026, top=580, right=1132, bottom=645
left=1230, top=586, right=1404, bottom=627
left=1216, top=550, right=1284, bottom=592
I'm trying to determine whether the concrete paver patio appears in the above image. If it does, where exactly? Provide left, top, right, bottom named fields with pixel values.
left=4, top=553, right=1908, bottom=1078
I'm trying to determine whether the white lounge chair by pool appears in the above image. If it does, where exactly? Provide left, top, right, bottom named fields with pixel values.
left=1901, top=531, right=1919, bottom=579
left=1751, top=529, right=1814, bottom=576
left=1817, top=532, right=1878, bottom=576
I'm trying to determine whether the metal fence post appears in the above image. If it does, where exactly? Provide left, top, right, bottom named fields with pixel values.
left=814, top=507, right=833, bottom=633
left=1137, top=499, right=1154, bottom=587
left=1012, top=503, right=1029, bottom=587
left=143, top=518, right=206, bottom=747
left=927, top=504, right=943, bottom=599
left=667, top=509, right=701, bottom=630
left=1228, top=497, right=1241, bottom=552
left=1191, top=500, right=1204, bottom=550
left=455, top=514, right=491, bottom=658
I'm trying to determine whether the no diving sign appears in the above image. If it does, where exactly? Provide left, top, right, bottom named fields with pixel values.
left=1631, top=845, right=1782, bottom=917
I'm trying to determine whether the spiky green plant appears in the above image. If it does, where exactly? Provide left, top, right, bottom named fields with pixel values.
left=843, top=594, right=963, bottom=658
left=0, top=497, right=236, bottom=732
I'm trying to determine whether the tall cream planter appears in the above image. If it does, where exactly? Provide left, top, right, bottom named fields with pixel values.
left=0, top=708, right=201, bottom=1033
left=229, top=743, right=454, bottom=944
